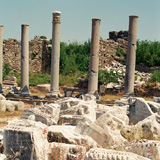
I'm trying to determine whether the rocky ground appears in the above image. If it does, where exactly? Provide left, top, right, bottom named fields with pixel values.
left=0, top=90, right=160, bottom=160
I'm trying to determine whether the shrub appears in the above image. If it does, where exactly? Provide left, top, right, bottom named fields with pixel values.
left=98, top=69, right=124, bottom=85
left=150, top=70, right=160, bottom=82
left=116, top=45, right=126, bottom=58
left=59, top=39, right=90, bottom=75
left=3, top=63, right=11, bottom=80
left=136, top=40, right=160, bottom=67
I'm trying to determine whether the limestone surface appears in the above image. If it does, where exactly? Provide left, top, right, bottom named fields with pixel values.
left=3, top=119, right=49, bottom=160
left=75, top=112, right=127, bottom=147
left=48, top=142, right=86, bottom=160
left=21, top=103, right=60, bottom=125
left=85, top=148, right=150, bottom=160
left=0, top=100, right=24, bottom=112
left=57, top=97, right=97, bottom=125
left=47, top=125, right=97, bottom=150
left=112, top=140, right=160, bottom=160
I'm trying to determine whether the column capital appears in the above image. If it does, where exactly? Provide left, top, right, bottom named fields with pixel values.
left=129, top=15, right=139, bottom=18
left=92, top=18, right=101, bottom=21
left=52, top=11, right=61, bottom=23
left=21, top=24, right=29, bottom=26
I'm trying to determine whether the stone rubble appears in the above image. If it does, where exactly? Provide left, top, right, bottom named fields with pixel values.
left=111, top=140, right=160, bottom=160
left=77, top=61, right=151, bottom=94
left=85, top=148, right=150, bottom=160
left=21, top=103, right=60, bottom=125
left=1, top=95, right=160, bottom=159
left=3, top=119, right=49, bottom=160
left=56, top=97, right=97, bottom=125
left=2, top=76, right=18, bottom=88
left=47, top=125, right=97, bottom=149
left=0, top=99, right=24, bottom=111
left=48, top=142, right=86, bottom=160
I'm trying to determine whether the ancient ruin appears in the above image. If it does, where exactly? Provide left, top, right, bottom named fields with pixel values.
left=21, top=24, right=30, bottom=95
left=124, top=16, right=139, bottom=97
left=47, top=11, right=61, bottom=98
left=88, top=18, right=101, bottom=96
left=0, top=13, right=160, bottom=160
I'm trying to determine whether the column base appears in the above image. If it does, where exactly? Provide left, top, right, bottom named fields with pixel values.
left=87, top=90, right=99, bottom=99
left=21, top=86, right=30, bottom=96
left=0, top=84, right=3, bottom=93
left=20, top=91, right=30, bottom=96
left=46, top=92, right=61, bottom=99
left=123, top=92, right=135, bottom=98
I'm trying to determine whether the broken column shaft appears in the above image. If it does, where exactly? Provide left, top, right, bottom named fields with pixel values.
left=21, top=24, right=30, bottom=95
left=0, top=25, right=3, bottom=93
left=124, top=15, right=139, bottom=97
left=49, top=11, right=61, bottom=97
left=88, top=18, right=101, bottom=95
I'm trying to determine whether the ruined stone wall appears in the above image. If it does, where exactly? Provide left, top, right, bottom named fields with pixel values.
left=99, top=30, right=128, bottom=69
left=3, top=31, right=128, bottom=73
left=3, top=37, right=50, bottom=73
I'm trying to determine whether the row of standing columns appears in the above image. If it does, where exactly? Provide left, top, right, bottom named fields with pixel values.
left=0, top=12, right=138, bottom=98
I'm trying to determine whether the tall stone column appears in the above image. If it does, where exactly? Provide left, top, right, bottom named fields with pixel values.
left=124, top=15, right=139, bottom=97
left=0, top=25, right=3, bottom=93
left=21, top=24, right=30, bottom=95
left=48, top=11, right=61, bottom=98
left=88, top=18, right=101, bottom=95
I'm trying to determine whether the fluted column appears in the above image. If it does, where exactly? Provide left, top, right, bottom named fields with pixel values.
left=88, top=18, right=101, bottom=95
left=21, top=24, right=30, bottom=95
left=0, top=25, right=3, bottom=93
left=124, top=15, right=139, bottom=97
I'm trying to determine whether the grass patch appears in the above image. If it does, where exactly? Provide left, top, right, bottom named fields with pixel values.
left=7, top=71, right=86, bottom=87
left=59, top=71, right=86, bottom=86
left=0, top=110, right=23, bottom=118
left=29, top=73, right=50, bottom=86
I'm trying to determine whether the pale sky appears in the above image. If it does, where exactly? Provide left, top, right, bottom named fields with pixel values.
left=0, top=0, right=160, bottom=42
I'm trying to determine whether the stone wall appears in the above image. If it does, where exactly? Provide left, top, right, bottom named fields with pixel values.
left=3, top=31, right=128, bottom=73
left=3, top=37, right=50, bottom=73
left=99, top=31, right=128, bottom=69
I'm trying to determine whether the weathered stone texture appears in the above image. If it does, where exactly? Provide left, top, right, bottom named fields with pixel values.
left=3, top=37, right=49, bottom=73
left=99, top=38, right=128, bottom=69
left=2, top=30, right=129, bottom=74
left=3, top=39, right=21, bottom=72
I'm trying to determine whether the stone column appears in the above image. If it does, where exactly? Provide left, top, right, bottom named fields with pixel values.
left=88, top=18, right=101, bottom=95
left=124, top=15, right=139, bottom=97
left=0, top=25, right=3, bottom=93
left=48, top=11, right=61, bottom=98
left=21, top=24, right=30, bottom=95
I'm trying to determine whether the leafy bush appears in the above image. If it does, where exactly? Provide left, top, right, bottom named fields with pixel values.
left=59, top=40, right=90, bottom=75
left=150, top=70, right=160, bottom=82
left=136, top=40, right=160, bottom=67
left=98, top=69, right=124, bottom=85
left=3, top=63, right=11, bottom=80
left=116, top=45, right=126, bottom=57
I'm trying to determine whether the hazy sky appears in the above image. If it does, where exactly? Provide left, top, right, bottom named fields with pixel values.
left=0, top=0, right=160, bottom=42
